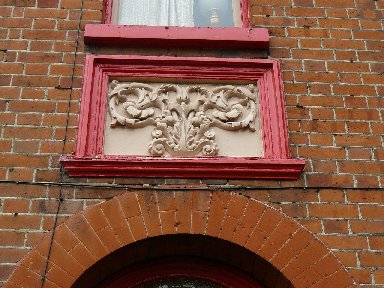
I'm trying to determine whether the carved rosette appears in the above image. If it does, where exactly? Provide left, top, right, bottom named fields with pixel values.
left=108, top=80, right=259, bottom=157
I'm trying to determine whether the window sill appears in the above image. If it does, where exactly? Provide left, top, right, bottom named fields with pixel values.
left=61, top=157, right=305, bottom=179
left=84, top=24, right=269, bottom=49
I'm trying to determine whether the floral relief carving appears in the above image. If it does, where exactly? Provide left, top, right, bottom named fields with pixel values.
left=108, top=80, right=259, bottom=156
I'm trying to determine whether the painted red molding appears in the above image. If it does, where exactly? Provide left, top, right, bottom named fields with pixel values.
left=61, top=158, right=305, bottom=179
left=240, top=0, right=250, bottom=28
left=103, top=0, right=113, bottom=23
left=84, top=25, right=269, bottom=50
left=99, top=257, right=264, bottom=288
left=60, top=55, right=305, bottom=179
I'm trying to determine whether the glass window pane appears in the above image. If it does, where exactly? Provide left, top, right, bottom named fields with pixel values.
left=117, top=0, right=237, bottom=27
left=194, top=0, right=234, bottom=27
left=119, top=0, right=194, bottom=26
left=142, top=277, right=223, bottom=288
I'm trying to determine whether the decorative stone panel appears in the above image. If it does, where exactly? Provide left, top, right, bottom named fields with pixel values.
left=104, top=80, right=263, bottom=157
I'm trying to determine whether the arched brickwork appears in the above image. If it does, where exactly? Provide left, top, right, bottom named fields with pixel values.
left=73, top=234, right=293, bottom=287
left=4, top=191, right=357, bottom=288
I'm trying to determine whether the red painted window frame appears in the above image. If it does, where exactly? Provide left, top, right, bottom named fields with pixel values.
left=84, top=0, right=270, bottom=50
left=98, top=258, right=264, bottom=288
left=103, top=0, right=250, bottom=27
left=60, top=55, right=305, bottom=179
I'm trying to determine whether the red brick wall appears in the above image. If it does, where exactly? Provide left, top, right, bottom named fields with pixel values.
left=0, top=0, right=383, bottom=286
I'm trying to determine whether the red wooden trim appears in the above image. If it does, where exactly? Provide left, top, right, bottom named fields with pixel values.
left=99, top=257, right=264, bottom=288
left=61, top=157, right=305, bottom=179
left=240, top=0, right=250, bottom=28
left=260, top=60, right=290, bottom=159
left=103, top=0, right=251, bottom=28
left=103, top=0, right=113, bottom=24
left=62, top=55, right=305, bottom=179
left=84, top=25, right=269, bottom=49
left=75, top=55, right=93, bottom=157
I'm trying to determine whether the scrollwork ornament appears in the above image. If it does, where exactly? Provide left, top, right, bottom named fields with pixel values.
left=108, top=81, right=259, bottom=157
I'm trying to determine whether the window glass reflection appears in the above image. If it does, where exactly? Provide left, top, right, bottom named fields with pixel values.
left=142, top=277, right=223, bottom=288
left=118, top=0, right=235, bottom=27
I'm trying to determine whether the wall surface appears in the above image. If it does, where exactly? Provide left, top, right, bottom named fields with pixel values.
left=0, top=0, right=383, bottom=287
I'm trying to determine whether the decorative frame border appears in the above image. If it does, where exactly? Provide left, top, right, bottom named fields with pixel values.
left=103, top=0, right=250, bottom=27
left=60, top=55, right=305, bottom=179
left=84, top=0, right=270, bottom=50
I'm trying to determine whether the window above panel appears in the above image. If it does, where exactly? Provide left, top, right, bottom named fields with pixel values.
left=85, top=0, right=269, bottom=50
left=107, top=0, right=245, bottom=27
left=111, top=0, right=242, bottom=27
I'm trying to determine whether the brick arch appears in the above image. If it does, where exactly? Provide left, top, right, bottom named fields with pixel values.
left=4, top=191, right=357, bottom=288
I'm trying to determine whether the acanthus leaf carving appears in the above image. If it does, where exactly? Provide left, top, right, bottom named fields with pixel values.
left=108, top=80, right=259, bottom=157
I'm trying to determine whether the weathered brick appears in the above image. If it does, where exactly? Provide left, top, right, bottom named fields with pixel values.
left=309, top=204, right=359, bottom=218
left=359, top=252, right=384, bottom=267
left=335, top=135, right=382, bottom=147
left=0, top=1, right=382, bottom=287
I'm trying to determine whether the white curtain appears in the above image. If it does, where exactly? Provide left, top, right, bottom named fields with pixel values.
left=119, top=0, right=194, bottom=27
